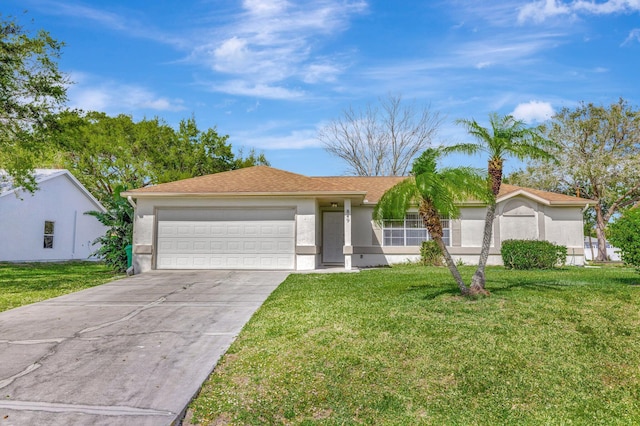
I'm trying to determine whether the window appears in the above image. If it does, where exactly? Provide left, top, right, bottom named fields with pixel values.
left=382, top=213, right=450, bottom=246
left=43, top=221, right=55, bottom=249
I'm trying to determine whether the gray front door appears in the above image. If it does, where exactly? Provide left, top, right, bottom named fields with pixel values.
left=322, top=211, right=344, bottom=264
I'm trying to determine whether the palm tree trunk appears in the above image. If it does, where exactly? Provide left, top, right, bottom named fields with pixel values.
left=471, top=202, right=497, bottom=292
left=436, top=237, right=469, bottom=295
left=471, top=158, right=502, bottom=292
left=420, top=200, right=469, bottom=295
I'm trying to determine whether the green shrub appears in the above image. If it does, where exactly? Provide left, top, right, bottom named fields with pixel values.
left=501, top=239, right=567, bottom=270
left=86, top=186, right=133, bottom=273
left=420, top=240, right=443, bottom=266
left=608, top=207, right=640, bottom=272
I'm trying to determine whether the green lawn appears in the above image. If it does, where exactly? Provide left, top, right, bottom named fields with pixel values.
left=189, top=265, right=640, bottom=425
left=0, top=261, right=120, bottom=312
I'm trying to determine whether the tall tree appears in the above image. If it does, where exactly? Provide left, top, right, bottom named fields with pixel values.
left=44, top=111, right=174, bottom=202
left=373, top=148, right=487, bottom=296
left=318, top=94, right=443, bottom=176
left=507, top=99, right=640, bottom=261
left=452, top=113, right=556, bottom=291
left=608, top=207, right=640, bottom=272
left=0, top=14, right=67, bottom=191
left=43, top=110, right=269, bottom=204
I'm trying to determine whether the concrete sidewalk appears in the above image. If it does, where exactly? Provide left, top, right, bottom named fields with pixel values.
left=0, top=270, right=288, bottom=425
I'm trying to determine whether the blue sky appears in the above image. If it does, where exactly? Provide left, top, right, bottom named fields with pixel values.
left=5, top=0, right=640, bottom=176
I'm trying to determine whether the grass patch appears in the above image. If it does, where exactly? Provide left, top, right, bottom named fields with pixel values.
left=0, top=261, right=120, bottom=312
left=189, top=265, right=640, bottom=425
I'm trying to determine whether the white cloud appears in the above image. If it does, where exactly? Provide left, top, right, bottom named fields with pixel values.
left=518, top=0, right=572, bottom=23
left=234, top=127, right=321, bottom=150
left=67, top=73, right=185, bottom=113
left=623, top=28, right=640, bottom=44
left=519, top=0, right=640, bottom=23
left=511, top=100, right=555, bottom=123
left=192, top=0, right=368, bottom=96
left=242, top=0, right=289, bottom=16
left=30, top=1, right=367, bottom=100
left=572, top=0, right=640, bottom=15
left=213, top=37, right=252, bottom=73
left=302, top=62, right=343, bottom=83
left=455, top=33, right=565, bottom=68
left=211, top=80, right=305, bottom=100
left=475, top=61, right=493, bottom=69
left=33, top=0, right=185, bottom=47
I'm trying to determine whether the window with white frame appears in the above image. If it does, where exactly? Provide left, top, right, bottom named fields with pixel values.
left=43, top=221, right=55, bottom=249
left=382, top=213, right=450, bottom=246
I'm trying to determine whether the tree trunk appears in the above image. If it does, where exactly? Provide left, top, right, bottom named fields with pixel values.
left=420, top=200, right=469, bottom=295
left=470, top=203, right=496, bottom=293
left=436, top=236, right=469, bottom=296
left=470, top=158, right=502, bottom=292
left=594, top=204, right=608, bottom=261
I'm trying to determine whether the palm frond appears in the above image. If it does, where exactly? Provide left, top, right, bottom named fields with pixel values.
left=373, top=178, right=419, bottom=225
left=442, top=143, right=485, bottom=156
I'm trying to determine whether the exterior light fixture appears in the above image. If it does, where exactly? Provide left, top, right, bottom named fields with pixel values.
left=330, top=202, right=338, bottom=208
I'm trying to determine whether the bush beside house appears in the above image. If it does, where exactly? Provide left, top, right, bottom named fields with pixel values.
left=501, top=240, right=567, bottom=270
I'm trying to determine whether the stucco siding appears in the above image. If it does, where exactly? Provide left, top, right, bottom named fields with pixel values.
left=351, top=206, right=374, bottom=246
left=130, top=192, right=589, bottom=272
left=132, top=196, right=319, bottom=273
left=0, top=175, right=105, bottom=262
left=459, top=207, right=490, bottom=247
left=499, top=197, right=539, bottom=241
left=544, top=206, right=584, bottom=248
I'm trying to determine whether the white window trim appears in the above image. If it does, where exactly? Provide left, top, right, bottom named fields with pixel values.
left=382, top=213, right=450, bottom=247
left=44, top=220, right=55, bottom=249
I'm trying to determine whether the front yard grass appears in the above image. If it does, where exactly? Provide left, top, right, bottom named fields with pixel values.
left=189, top=264, right=640, bottom=425
left=0, top=261, right=120, bottom=312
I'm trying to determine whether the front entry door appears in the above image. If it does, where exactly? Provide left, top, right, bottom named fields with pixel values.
left=323, top=211, right=344, bottom=264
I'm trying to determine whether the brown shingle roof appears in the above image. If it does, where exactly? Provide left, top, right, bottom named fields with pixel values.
left=125, top=166, right=353, bottom=195
left=319, top=176, right=407, bottom=203
left=498, top=184, right=595, bottom=205
left=123, top=166, right=594, bottom=206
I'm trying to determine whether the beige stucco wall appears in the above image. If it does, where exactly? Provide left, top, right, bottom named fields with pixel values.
left=351, top=206, right=375, bottom=246
left=459, top=206, right=491, bottom=247
left=499, top=198, right=540, bottom=241
left=130, top=194, right=588, bottom=273
left=350, top=197, right=586, bottom=267
left=131, top=196, right=319, bottom=273
left=543, top=206, right=584, bottom=247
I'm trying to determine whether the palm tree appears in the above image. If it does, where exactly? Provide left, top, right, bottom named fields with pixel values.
left=373, top=148, right=487, bottom=296
left=451, top=113, right=557, bottom=291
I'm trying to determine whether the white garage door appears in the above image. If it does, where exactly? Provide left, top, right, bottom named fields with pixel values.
left=156, top=208, right=295, bottom=270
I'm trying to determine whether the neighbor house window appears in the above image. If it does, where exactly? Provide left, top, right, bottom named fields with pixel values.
left=382, top=213, right=450, bottom=246
left=43, top=221, right=55, bottom=249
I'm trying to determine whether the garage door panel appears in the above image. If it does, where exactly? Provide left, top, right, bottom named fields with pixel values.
left=156, top=209, right=295, bottom=270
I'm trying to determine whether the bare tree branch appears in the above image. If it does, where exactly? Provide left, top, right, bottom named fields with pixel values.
left=317, top=94, right=443, bottom=176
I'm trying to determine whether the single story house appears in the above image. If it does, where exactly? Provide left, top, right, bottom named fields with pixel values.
left=122, top=166, right=595, bottom=274
left=0, top=169, right=107, bottom=262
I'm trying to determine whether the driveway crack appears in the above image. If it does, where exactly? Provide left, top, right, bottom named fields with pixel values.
left=0, top=281, right=198, bottom=390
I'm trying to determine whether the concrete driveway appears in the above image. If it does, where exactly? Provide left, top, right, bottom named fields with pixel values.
left=0, top=270, right=288, bottom=425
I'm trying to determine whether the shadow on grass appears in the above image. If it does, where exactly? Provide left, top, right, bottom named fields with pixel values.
left=489, top=280, right=572, bottom=295
left=406, top=284, right=461, bottom=300
left=489, top=272, right=640, bottom=294
left=399, top=266, right=640, bottom=301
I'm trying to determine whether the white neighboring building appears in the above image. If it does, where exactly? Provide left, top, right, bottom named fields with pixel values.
left=0, top=169, right=107, bottom=262
left=584, top=238, right=621, bottom=261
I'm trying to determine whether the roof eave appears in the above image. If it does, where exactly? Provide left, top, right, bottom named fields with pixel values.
left=496, top=189, right=596, bottom=207
left=122, top=190, right=368, bottom=198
